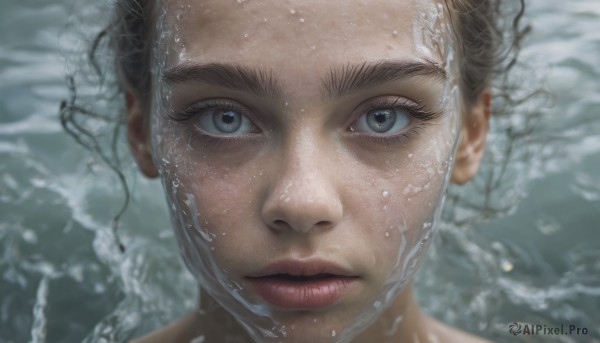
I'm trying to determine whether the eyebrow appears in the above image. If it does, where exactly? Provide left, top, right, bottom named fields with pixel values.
left=162, top=62, right=284, bottom=98
left=161, top=60, right=446, bottom=99
left=323, top=60, right=446, bottom=98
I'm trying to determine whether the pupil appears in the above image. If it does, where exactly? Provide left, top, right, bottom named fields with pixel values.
left=366, top=108, right=396, bottom=133
left=222, top=111, right=235, bottom=124
left=374, top=112, right=388, bottom=123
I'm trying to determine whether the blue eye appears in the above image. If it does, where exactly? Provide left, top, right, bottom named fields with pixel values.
left=193, top=106, right=256, bottom=135
left=355, top=107, right=411, bottom=134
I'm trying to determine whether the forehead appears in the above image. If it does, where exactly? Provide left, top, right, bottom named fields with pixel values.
left=162, top=0, right=444, bottom=69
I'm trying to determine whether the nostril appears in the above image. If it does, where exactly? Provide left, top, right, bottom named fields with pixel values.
left=315, top=220, right=332, bottom=228
left=273, top=220, right=287, bottom=226
left=271, top=219, right=290, bottom=231
left=269, top=219, right=332, bottom=233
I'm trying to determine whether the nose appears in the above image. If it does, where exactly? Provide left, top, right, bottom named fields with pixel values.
left=261, top=133, right=343, bottom=234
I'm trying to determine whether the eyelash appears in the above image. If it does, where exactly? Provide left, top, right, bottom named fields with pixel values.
left=168, top=97, right=442, bottom=148
left=169, top=99, right=251, bottom=122
left=350, top=97, right=442, bottom=148
left=169, top=99, right=259, bottom=148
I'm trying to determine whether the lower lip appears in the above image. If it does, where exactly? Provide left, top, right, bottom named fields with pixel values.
left=246, top=276, right=357, bottom=309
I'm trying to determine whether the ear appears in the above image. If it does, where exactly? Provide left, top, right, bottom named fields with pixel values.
left=451, top=90, right=491, bottom=184
left=126, top=89, right=159, bottom=178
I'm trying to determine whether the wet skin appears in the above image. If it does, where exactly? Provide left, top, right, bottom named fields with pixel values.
left=126, top=0, right=491, bottom=342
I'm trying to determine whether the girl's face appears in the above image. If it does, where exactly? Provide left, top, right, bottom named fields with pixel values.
left=130, top=0, right=474, bottom=341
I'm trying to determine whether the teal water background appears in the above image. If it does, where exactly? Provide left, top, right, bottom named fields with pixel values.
left=0, top=0, right=599, bottom=342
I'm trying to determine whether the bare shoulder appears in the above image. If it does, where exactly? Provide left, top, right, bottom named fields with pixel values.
left=425, top=315, right=495, bottom=343
left=129, top=312, right=206, bottom=343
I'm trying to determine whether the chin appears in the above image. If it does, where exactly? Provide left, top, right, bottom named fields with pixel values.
left=240, top=307, right=372, bottom=343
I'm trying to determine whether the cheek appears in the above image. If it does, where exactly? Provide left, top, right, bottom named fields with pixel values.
left=360, top=179, right=442, bottom=281
left=352, top=135, right=455, bottom=280
left=161, top=153, right=266, bottom=267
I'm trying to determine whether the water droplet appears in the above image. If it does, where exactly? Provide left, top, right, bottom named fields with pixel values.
left=290, top=9, right=296, bottom=14
left=536, top=217, right=561, bottom=235
left=501, top=260, right=514, bottom=272
left=243, top=33, right=249, bottom=38
left=408, top=153, right=413, bottom=158
left=285, top=102, right=289, bottom=106
left=392, top=30, right=398, bottom=36
left=385, top=232, right=390, bottom=237
left=22, top=230, right=37, bottom=244
left=311, top=45, right=316, bottom=50
left=382, top=190, right=389, bottom=198
left=299, top=18, right=305, bottom=23
left=331, top=330, right=336, bottom=337
left=313, top=318, right=318, bottom=323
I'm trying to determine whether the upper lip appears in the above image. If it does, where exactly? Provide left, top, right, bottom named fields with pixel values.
left=246, top=259, right=357, bottom=278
